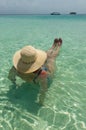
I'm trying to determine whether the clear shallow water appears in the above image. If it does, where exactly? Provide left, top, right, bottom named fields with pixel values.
left=0, top=14, right=86, bottom=130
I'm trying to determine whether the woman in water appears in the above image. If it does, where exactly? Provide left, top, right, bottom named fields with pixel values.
left=8, top=38, right=62, bottom=105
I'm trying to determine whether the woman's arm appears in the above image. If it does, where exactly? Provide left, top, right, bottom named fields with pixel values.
left=38, top=71, right=48, bottom=105
left=8, top=66, right=17, bottom=84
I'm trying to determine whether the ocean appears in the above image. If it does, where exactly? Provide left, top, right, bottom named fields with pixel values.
left=0, top=14, right=86, bottom=130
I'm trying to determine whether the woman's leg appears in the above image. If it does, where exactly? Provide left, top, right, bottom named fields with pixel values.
left=46, top=38, right=59, bottom=57
left=46, top=38, right=62, bottom=59
left=45, top=38, right=62, bottom=74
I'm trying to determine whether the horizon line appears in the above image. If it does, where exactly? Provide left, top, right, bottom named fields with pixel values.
left=0, top=11, right=86, bottom=15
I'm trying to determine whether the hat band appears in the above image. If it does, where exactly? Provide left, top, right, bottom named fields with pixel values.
left=22, top=60, right=35, bottom=64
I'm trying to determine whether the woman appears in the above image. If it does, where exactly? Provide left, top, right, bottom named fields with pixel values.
left=8, top=38, right=62, bottom=104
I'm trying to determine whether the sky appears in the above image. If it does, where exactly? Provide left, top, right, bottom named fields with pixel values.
left=0, top=0, right=86, bottom=14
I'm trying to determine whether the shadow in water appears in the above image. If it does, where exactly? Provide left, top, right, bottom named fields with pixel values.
left=6, top=82, right=42, bottom=115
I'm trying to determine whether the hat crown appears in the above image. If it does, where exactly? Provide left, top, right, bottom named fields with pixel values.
left=20, top=46, right=37, bottom=63
left=13, top=45, right=47, bottom=73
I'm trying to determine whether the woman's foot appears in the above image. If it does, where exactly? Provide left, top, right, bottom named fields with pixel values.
left=52, top=38, right=59, bottom=48
left=52, top=38, right=62, bottom=48
left=58, top=38, right=62, bottom=46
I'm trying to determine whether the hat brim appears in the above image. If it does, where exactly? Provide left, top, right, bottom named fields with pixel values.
left=13, top=49, right=47, bottom=73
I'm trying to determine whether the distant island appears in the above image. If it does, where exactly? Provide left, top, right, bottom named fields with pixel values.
left=69, top=12, right=77, bottom=15
left=50, top=12, right=61, bottom=15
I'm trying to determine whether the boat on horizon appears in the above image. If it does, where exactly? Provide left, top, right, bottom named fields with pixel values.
left=50, top=12, right=61, bottom=15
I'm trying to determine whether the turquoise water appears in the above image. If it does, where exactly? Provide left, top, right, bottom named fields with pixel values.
left=0, top=14, right=86, bottom=130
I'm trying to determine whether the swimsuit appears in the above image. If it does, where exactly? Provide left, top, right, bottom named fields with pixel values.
left=33, top=66, right=52, bottom=87
left=33, top=66, right=48, bottom=83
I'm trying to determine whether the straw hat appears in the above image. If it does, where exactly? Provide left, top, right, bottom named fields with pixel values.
left=13, top=45, right=47, bottom=73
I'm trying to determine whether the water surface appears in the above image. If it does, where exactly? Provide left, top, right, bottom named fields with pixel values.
left=0, top=14, right=86, bottom=130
